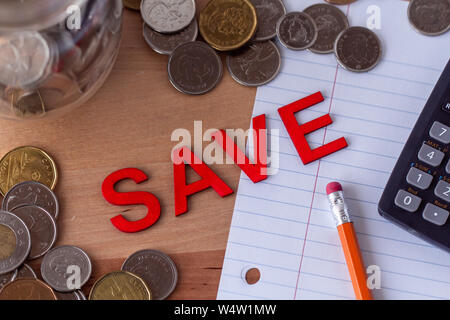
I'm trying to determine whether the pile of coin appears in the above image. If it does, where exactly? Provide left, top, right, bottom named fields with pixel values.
left=0, top=146, right=92, bottom=300
left=89, top=249, right=178, bottom=300
left=129, top=0, right=385, bottom=95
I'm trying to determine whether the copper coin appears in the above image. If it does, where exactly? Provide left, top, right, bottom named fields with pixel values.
left=168, top=41, right=223, bottom=95
left=304, top=3, right=349, bottom=54
left=0, top=279, right=57, bottom=300
left=11, top=205, right=57, bottom=260
left=250, top=0, right=286, bottom=41
left=121, top=249, right=178, bottom=300
left=408, top=0, right=450, bottom=36
left=143, top=19, right=198, bottom=55
left=227, top=40, right=281, bottom=87
left=334, top=26, right=382, bottom=72
left=276, top=12, right=318, bottom=50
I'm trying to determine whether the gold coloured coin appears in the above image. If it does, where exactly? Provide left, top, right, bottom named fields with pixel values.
left=0, top=279, right=57, bottom=300
left=89, top=271, right=152, bottom=300
left=0, top=146, right=58, bottom=196
left=324, top=0, right=358, bottom=5
left=0, top=224, right=16, bottom=261
left=199, top=0, right=258, bottom=51
left=123, top=0, right=141, bottom=10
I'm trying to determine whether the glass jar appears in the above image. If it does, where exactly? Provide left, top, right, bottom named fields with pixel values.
left=0, top=0, right=123, bottom=120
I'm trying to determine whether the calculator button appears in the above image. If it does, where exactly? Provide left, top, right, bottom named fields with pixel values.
left=430, top=121, right=450, bottom=144
left=417, top=144, right=445, bottom=167
left=394, top=190, right=422, bottom=212
left=434, top=180, right=450, bottom=202
left=447, top=160, right=450, bottom=174
left=422, top=203, right=449, bottom=226
left=443, top=102, right=450, bottom=113
left=406, top=167, right=433, bottom=190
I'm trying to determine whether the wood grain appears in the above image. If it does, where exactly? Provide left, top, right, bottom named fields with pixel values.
left=1, top=1, right=256, bottom=300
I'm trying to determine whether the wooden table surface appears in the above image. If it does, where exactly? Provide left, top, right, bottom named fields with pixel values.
left=0, top=1, right=257, bottom=299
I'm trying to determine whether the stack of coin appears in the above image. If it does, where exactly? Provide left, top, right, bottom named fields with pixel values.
left=0, top=146, right=92, bottom=300
left=90, top=249, right=178, bottom=300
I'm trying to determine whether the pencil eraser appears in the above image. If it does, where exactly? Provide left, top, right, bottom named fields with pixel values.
left=326, top=182, right=343, bottom=195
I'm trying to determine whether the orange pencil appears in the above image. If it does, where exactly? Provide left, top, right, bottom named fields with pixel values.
left=326, top=182, right=373, bottom=300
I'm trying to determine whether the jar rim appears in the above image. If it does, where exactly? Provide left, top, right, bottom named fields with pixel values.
left=0, top=0, right=88, bottom=31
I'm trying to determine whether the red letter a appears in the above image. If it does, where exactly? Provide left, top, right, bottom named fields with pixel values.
left=278, top=92, right=348, bottom=164
left=173, top=147, right=233, bottom=216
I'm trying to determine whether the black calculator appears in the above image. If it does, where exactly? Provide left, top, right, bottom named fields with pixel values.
left=378, top=59, right=450, bottom=252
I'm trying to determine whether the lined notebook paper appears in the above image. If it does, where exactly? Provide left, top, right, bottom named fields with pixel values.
left=217, top=0, right=450, bottom=300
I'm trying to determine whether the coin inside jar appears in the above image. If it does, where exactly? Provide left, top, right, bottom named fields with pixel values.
left=0, top=146, right=58, bottom=196
left=250, top=0, right=286, bottom=41
left=408, top=0, right=450, bottom=36
left=41, top=245, right=92, bottom=293
left=0, top=31, right=52, bottom=88
left=304, top=3, right=349, bottom=54
left=121, top=249, right=178, bottom=300
left=143, top=19, right=198, bottom=55
left=0, top=279, right=57, bottom=300
left=276, top=11, right=318, bottom=50
left=10, top=205, right=57, bottom=260
left=89, top=271, right=152, bottom=300
left=199, top=0, right=258, bottom=51
left=227, top=41, right=281, bottom=87
left=0, top=211, right=31, bottom=275
left=2, top=181, right=59, bottom=220
left=141, top=0, right=196, bottom=34
left=168, top=41, right=223, bottom=95
left=334, top=26, right=382, bottom=72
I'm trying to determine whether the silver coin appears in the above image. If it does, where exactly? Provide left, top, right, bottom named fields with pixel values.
left=143, top=19, right=198, bottom=55
left=41, top=245, right=92, bottom=293
left=334, top=26, right=382, bottom=72
left=121, top=249, right=178, bottom=300
left=408, top=0, right=450, bottom=36
left=16, top=263, right=37, bottom=279
left=141, top=0, right=196, bottom=34
left=227, top=41, right=281, bottom=87
left=0, top=269, right=17, bottom=290
left=168, top=41, right=223, bottom=95
left=2, top=181, right=59, bottom=220
left=10, top=205, right=57, bottom=260
left=0, top=211, right=31, bottom=275
left=54, top=290, right=86, bottom=300
left=276, top=11, right=318, bottom=51
left=250, top=0, right=287, bottom=41
left=304, top=3, right=349, bottom=54
left=0, top=31, right=51, bottom=88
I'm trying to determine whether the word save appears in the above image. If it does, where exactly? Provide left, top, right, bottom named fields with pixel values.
left=102, top=92, right=348, bottom=232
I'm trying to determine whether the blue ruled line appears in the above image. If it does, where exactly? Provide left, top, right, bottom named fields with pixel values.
left=282, top=55, right=436, bottom=86
left=259, top=86, right=420, bottom=116
left=256, top=98, right=414, bottom=131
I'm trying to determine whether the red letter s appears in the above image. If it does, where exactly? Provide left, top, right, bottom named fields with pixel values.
left=102, top=168, right=161, bottom=233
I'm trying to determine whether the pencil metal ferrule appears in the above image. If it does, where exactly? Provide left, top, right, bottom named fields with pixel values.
left=327, top=191, right=351, bottom=227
